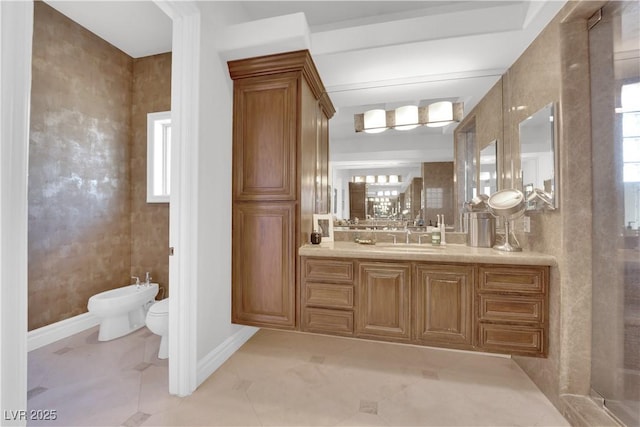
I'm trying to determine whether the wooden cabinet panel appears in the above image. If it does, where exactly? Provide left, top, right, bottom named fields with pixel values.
left=478, top=324, right=545, bottom=356
left=304, top=258, right=354, bottom=283
left=478, top=266, right=546, bottom=294
left=230, top=51, right=335, bottom=331
left=303, top=308, right=354, bottom=336
left=305, top=283, right=354, bottom=309
left=356, top=262, right=411, bottom=341
left=414, top=265, right=473, bottom=347
left=476, top=265, right=549, bottom=357
left=232, top=202, right=295, bottom=328
left=349, top=182, right=366, bottom=221
left=478, top=295, right=544, bottom=323
left=300, top=257, right=354, bottom=335
left=233, top=74, right=298, bottom=201
left=298, top=257, right=550, bottom=358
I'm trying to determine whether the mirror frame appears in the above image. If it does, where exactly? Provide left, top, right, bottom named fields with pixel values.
left=518, top=102, right=559, bottom=211
left=479, top=139, right=499, bottom=196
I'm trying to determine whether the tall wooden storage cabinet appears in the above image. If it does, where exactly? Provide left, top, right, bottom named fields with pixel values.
left=229, top=50, right=335, bottom=329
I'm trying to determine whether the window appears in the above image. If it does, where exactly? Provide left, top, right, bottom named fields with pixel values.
left=622, top=82, right=640, bottom=182
left=147, top=111, right=171, bottom=203
left=426, top=187, right=443, bottom=209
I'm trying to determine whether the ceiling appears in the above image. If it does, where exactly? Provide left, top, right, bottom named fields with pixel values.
left=44, top=0, right=567, bottom=192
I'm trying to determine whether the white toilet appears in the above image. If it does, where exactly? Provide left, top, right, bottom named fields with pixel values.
left=146, top=298, right=169, bottom=359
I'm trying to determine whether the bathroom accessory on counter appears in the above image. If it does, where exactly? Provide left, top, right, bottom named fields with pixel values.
left=440, top=215, right=447, bottom=245
left=467, top=212, right=496, bottom=248
left=310, top=230, right=322, bottom=244
left=313, top=213, right=334, bottom=242
left=526, top=188, right=556, bottom=211
left=431, top=221, right=441, bottom=245
left=487, top=188, right=526, bottom=252
left=88, top=283, right=159, bottom=341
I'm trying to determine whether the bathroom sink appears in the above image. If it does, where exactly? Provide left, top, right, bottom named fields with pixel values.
left=373, top=243, right=442, bottom=252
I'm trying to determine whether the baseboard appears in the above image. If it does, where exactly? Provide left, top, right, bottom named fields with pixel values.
left=196, top=325, right=259, bottom=387
left=28, top=312, right=100, bottom=352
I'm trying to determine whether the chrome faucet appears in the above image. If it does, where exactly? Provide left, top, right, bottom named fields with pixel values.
left=418, top=233, right=428, bottom=244
left=387, top=234, right=397, bottom=244
left=145, top=272, right=152, bottom=286
left=132, top=276, right=140, bottom=288
left=405, top=227, right=412, bottom=244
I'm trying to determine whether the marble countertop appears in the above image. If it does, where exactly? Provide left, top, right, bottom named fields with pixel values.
left=299, top=241, right=556, bottom=266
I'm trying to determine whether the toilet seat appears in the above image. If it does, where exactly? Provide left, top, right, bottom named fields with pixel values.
left=148, top=298, right=168, bottom=316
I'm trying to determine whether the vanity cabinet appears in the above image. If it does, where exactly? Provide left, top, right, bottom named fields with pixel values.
left=356, top=262, right=411, bottom=342
left=229, top=50, right=335, bottom=329
left=299, top=255, right=549, bottom=357
left=476, top=265, right=548, bottom=356
left=301, top=258, right=355, bottom=336
left=232, top=202, right=295, bottom=327
left=413, top=264, right=474, bottom=348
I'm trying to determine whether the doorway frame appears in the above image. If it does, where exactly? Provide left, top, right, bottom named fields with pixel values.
left=0, top=1, right=33, bottom=419
left=153, top=0, right=200, bottom=397
left=0, top=1, right=201, bottom=416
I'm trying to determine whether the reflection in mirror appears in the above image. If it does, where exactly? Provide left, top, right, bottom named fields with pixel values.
left=329, top=106, right=459, bottom=230
left=454, top=121, right=477, bottom=231
left=623, top=82, right=640, bottom=232
left=519, top=103, right=557, bottom=210
left=333, top=164, right=422, bottom=221
left=479, top=139, right=498, bottom=196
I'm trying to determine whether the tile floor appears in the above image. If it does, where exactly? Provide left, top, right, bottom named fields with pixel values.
left=28, top=327, right=570, bottom=426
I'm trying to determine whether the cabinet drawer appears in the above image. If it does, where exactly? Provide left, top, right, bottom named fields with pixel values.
left=478, top=295, right=544, bottom=323
left=304, top=259, right=354, bottom=283
left=305, top=283, right=354, bottom=309
left=478, top=324, right=545, bottom=356
left=478, top=266, right=546, bottom=294
left=302, top=308, right=353, bottom=336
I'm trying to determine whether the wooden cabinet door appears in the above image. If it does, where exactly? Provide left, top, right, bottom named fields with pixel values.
left=414, top=264, right=473, bottom=347
left=233, top=73, right=298, bottom=201
left=356, top=262, right=411, bottom=341
left=348, top=182, right=366, bottom=221
left=316, top=110, right=330, bottom=213
left=232, top=202, right=296, bottom=328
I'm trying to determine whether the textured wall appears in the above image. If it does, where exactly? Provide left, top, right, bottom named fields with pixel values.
left=130, top=54, right=171, bottom=297
left=508, top=2, right=595, bottom=407
left=29, top=3, right=171, bottom=330
left=422, top=162, right=454, bottom=226
left=29, top=2, right=133, bottom=330
left=454, top=0, right=602, bottom=413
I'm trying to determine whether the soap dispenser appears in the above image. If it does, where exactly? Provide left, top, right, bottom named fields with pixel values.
left=310, top=230, right=322, bottom=244
left=431, top=216, right=441, bottom=246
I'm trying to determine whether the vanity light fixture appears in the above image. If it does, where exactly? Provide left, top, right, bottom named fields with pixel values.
left=394, top=105, right=419, bottom=131
left=352, top=175, right=401, bottom=184
left=362, top=109, right=387, bottom=133
left=425, top=101, right=459, bottom=127
left=354, top=102, right=463, bottom=132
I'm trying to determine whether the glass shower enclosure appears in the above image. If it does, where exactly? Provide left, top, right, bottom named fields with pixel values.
left=590, top=2, right=640, bottom=425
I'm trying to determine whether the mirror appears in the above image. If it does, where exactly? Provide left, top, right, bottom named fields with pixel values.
left=519, top=103, right=557, bottom=210
left=329, top=110, right=459, bottom=229
left=331, top=161, right=455, bottom=228
left=454, top=120, right=478, bottom=231
left=479, top=139, right=498, bottom=196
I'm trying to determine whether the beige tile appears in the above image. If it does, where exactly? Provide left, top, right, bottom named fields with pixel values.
left=246, top=362, right=360, bottom=426
left=27, top=371, right=141, bottom=426
left=138, top=365, right=181, bottom=416
left=28, top=327, right=569, bottom=427
left=38, top=335, right=146, bottom=389
left=335, top=411, right=390, bottom=427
